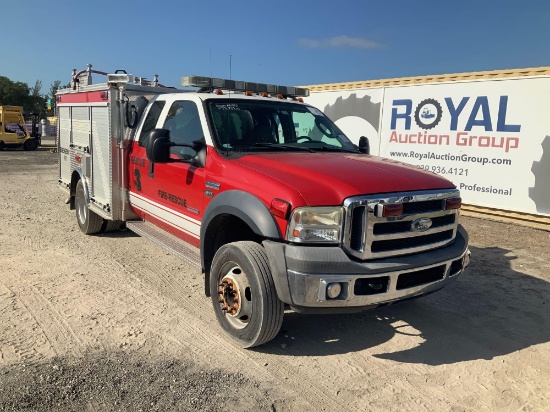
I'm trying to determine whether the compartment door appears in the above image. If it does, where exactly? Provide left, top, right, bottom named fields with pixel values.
left=58, top=106, right=72, bottom=184
left=91, top=106, right=111, bottom=207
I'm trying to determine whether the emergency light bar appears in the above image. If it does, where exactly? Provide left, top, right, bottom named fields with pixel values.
left=181, top=75, right=310, bottom=97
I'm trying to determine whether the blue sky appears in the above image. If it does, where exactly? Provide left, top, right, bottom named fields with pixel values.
left=1, top=0, right=549, bottom=94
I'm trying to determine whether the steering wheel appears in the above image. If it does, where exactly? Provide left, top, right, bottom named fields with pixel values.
left=295, top=136, right=312, bottom=142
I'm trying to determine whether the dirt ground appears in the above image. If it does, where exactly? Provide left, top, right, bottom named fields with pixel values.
left=0, top=147, right=548, bottom=411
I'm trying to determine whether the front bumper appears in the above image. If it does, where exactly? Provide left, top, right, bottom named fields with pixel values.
left=263, top=225, right=469, bottom=313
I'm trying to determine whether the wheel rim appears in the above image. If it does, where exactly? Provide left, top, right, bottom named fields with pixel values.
left=217, top=263, right=253, bottom=329
left=76, top=186, right=87, bottom=225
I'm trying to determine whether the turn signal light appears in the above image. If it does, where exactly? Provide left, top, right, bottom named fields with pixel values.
left=445, top=197, right=462, bottom=210
left=270, top=198, right=291, bottom=219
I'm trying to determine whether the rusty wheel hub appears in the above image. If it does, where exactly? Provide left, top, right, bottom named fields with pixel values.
left=217, top=265, right=252, bottom=329
left=218, top=278, right=240, bottom=315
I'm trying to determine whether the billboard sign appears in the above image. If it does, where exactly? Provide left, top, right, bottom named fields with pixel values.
left=306, top=77, right=550, bottom=216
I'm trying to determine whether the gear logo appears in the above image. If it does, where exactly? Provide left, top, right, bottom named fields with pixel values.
left=323, top=94, right=381, bottom=131
left=529, top=135, right=550, bottom=214
left=414, top=98, right=443, bottom=130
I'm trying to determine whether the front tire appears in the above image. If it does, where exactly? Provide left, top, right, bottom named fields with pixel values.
left=75, top=179, right=103, bottom=234
left=210, top=241, right=284, bottom=348
left=23, top=138, right=39, bottom=151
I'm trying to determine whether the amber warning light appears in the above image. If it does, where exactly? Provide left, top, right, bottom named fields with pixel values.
left=445, top=197, right=462, bottom=210
left=376, top=203, right=404, bottom=218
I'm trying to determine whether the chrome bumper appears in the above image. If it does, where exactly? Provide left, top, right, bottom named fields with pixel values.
left=263, top=225, right=469, bottom=312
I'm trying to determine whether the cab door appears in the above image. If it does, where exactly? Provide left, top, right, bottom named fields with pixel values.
left=129, top=97, right=206, bottom=246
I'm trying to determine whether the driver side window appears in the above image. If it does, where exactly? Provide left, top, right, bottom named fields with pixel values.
left=138, top=100, right=165, bottom=146
left=164, top=101, right=203, bottom=158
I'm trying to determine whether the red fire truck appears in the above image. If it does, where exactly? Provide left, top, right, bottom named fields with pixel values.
left=57, top=67, right=470, bottom=347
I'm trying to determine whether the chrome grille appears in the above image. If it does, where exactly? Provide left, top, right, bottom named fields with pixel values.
left=343, top=189, right=460, bottom=260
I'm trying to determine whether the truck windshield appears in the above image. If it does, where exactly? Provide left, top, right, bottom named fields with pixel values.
left=207, top=99, right=358, bottom=153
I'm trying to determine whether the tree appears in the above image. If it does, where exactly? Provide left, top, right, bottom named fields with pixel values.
left=30, top=80, right=42, bottom=97
left=48, top=80, right=61, bottom=101
left=0, top=76, right=46, bottom=116
left=0, top=76, right=30, bottom=107
left=44, top=80, right=62, bottom=115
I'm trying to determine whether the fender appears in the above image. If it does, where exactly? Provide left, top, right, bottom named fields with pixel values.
left=200, top=190, right=282, bottom=268
left=69, top=168, right=89, bottom=210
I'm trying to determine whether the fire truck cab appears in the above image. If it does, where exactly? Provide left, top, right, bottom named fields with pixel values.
left=57, top=67, right=470, bottom=347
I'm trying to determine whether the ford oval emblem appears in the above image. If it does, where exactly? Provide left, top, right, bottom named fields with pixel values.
left=411, top=217, right=432, bottom=232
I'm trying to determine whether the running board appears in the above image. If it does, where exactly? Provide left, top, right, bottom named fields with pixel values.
left=126, top=221, right=201, bottom=269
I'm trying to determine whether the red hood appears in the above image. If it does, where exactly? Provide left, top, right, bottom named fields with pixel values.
left=232, top=153, right=455, bottom=206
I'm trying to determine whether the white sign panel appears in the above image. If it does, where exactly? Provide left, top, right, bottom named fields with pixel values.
left=380, top=78, right=550, bottom=215
left=305, top=88, right=384, bottom=154
left=307, top=77, right=550, bottom=216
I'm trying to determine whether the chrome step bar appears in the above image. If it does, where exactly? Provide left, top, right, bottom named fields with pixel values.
left=126, top=220, right=201, bottom=269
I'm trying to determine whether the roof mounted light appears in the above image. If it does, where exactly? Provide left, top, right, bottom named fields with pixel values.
left=181, top=75, right=211, bottom=87
left=107, top=73, right=134, bottom=85
left=181, top=75, right=310, bottom=97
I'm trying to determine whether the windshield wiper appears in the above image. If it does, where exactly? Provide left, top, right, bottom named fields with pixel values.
left=253, top=143, right=316, bottom=153
left=316, top=145, right=360, bottom=153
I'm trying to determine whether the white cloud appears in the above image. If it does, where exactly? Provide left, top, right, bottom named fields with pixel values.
left=298, top=35, right=382, bottom=49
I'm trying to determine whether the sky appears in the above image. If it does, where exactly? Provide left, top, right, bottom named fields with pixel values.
left=1, top=0, right=550, bottom=94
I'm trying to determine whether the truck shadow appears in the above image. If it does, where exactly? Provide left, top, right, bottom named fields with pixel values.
left=98, top=229, right=140, bottom=239
left=260, top=245, right=550, bottom=364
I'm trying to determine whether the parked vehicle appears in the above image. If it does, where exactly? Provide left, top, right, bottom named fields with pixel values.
left=0, top=106, right=40, bottom=150
left=57, top=67, right=470, bottom=347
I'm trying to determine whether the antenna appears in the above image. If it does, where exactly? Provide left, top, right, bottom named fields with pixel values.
left=209, top=49, right=212, bottom=78
left=229, top=54, right=232, bottom=81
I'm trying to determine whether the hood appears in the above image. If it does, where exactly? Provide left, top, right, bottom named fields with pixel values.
left=232, top=153, right=455, bottom=206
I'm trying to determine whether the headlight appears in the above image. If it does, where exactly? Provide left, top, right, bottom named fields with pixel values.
left=287, top=207, right=343, bottom=243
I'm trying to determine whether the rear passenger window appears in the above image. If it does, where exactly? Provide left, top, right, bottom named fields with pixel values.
left=138, top=100, right=166, bottom=146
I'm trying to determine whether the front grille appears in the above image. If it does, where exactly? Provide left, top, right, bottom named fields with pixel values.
left=403, top=199, right=444, bottom=214
left=343, top=189, right=460, bottom=260
left=372, top=230, right=454, bottom=253
left=373, top=214, right=456, bottom=235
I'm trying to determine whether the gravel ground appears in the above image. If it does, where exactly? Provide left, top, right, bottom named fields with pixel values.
left=0, top=146, right=549, bottom=411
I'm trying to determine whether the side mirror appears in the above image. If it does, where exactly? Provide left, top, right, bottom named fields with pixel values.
left=190, top=140, right=207, bottom=168
left=359, top=136, right=370, bottom=154
left=146, top=129, right=207, bottom=168
left=146, top=129, right=173, bottom=163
